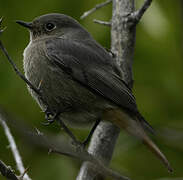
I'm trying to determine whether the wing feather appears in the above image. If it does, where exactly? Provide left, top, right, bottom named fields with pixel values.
left=45, top=37, right=154, bottom=133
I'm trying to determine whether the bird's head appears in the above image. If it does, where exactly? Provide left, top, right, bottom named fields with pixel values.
left=16, top=13, right=90, bottom=41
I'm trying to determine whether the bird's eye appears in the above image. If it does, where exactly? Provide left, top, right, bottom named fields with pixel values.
left=45, top=23, right=56, bottom=31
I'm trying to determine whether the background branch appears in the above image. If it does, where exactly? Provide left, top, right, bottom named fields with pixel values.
left=0, top=160, right=19, bottom=180
left=80, top=0, right=112, bottom=19
left=0, top=114, right=31, bottom=180
left=0, top=41, right=40, bottom=95
left=0, top=110, right=129, bottom=180
left=93, top=19, right=111, bottom=26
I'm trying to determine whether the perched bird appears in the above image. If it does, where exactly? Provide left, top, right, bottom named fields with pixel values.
left=16, top=13, right=172, bottom=172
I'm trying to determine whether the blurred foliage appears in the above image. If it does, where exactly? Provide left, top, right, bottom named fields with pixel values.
left=0, top=0, right=183, bottom=179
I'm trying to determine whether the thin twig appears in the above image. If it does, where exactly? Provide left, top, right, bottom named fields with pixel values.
left=93, top=19, right=111, bottom=26
left=0, top=19, right=48, bottom=110
left=0, top=111, right=130, bottom=180
left=0, top=114, right=31, bottom=180
left=54, top=150, right=129, bottom=180
left=0, top=19, right=40, bottom=95
left=36, top=123, right=129, bottom=180
left=80, top=0, right=112, bottom=19
left=0, top=41, right=40, bottom=95
left=0, top=160, right=19, bottom=180
left=44, top=137, right=129, bottom=180
left=124, top=0, right=153, bottom=25
left=135, top=0, right=153, bottom=22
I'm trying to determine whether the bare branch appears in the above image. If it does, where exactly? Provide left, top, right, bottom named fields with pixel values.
left=54, top=150, right=129, bottom=180
left=0, top=160, right=19, bottom=180
left=80, top=0, right=112, bottom=19
left=93, top=19, right=111, bottom=26
left=33, top=129, right=129, bottom=180
left=0, top=18, right=50, bottom=119
left=77, top=122, right=121, bottom=180
left=0, top=111, right=130, bottom=180
left=0, top=41, right=40, bottom=95
left=135, top=0, right=153, bottom=22
left=123, top=0, right=153, bottom=26
left=0, top=115, right=31, bottom=180
left=0, top=18, right=40, bottom=95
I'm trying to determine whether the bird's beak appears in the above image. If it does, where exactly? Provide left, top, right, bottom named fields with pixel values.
left=16, top=20, right=33, bottom=29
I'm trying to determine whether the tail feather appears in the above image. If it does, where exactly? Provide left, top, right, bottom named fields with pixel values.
left=127, top=117, right=173, bottom=172
left=136, top=112, right=155, bottom=134
left=142, top=132, right=173, bottom=172
left=135, top=113, right=173, bottom=172
left=104, top=109, right=173, bottom=172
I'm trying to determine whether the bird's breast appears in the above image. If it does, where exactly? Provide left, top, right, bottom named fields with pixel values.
left=23, top=41, right=115, bottom=124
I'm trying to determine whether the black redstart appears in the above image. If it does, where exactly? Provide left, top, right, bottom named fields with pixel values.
left=16, top=13, right=172, bottom=172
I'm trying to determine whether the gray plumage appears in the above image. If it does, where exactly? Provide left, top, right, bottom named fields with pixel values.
left=18, top=13, right=151, bottom=130
left=16, top=13, right=173, bottom=172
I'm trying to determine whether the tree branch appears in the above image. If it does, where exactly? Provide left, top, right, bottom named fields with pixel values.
left=0, top=114, right=31, bottom=180
left=0, top=110, right=129, bottom=180
left=0, top=42, right=40, bottom=95
left=77, top=0, right=153, bottom=179
left=77, top=122, right=121, bottom=180
left=93, top=19, right=111, bottom=26
left=134, top=0, right=152, bottom=23
left=80, top=0, right=112, bottom=19
left=122, top=0, right=153, bottom=26
left=0, top=160, right=19, bottom=180
left=111, top=0, right=136, bottom=87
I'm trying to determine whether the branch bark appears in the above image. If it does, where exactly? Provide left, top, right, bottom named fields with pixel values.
left=77, top=0, right=136, bottom=179
left=111, top=0, right=135, bottom=87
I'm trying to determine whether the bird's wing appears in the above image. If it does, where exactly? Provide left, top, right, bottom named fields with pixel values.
left=45, top=37, right=154, bottom=133
left=45, top=37, right=138, bottom=114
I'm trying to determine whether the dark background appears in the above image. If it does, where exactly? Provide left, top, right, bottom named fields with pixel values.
left=0, top=0, right=183, bottom=179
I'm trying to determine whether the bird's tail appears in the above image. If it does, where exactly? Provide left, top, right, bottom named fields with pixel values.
left=142, top=133, right=173, bottom=172
left=103, top=109, right=173, bottom=172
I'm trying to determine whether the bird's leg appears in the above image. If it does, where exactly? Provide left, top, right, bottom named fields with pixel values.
left=56, top=116, right=86, bottom=151
left=44, top=108, right=100, bottom=149
left=82, top=118, right=101, bottom=147
left=42, top=108, right=55, bottom=125
left=43, top=110, right=80, bottom=148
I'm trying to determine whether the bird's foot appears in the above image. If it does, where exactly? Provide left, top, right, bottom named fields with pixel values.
left=42, top=109, right=55, bottom=125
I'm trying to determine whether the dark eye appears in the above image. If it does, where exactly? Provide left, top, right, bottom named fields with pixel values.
left=45, top=23, right=56, bottom=31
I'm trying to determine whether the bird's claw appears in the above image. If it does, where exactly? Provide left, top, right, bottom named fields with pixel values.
left=42, top=119, right=55, bottom=126
left=42, top=109, right=55, bottom=126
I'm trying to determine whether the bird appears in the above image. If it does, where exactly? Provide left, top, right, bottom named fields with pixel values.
left=16, top=13, right=172, bottom=172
